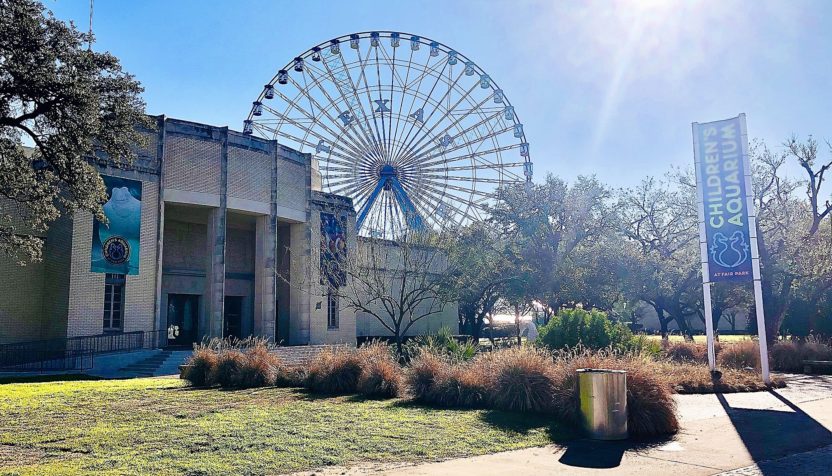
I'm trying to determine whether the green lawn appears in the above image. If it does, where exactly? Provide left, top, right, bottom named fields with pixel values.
left=0, top=377, right=571, bottom=476
left=643, top=334, right=752, bottom=343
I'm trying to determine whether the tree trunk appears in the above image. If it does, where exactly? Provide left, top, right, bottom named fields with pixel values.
left=514, top=304, right=522, bottom=347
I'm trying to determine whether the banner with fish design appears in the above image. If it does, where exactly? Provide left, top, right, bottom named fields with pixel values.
left=90, top=176, right=143, bottom=275
left=693, top=116, right=754, bottom=282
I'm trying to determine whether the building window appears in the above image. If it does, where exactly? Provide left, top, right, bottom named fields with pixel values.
left=104, top=273, right=125, bottom=332
left=327, top=290, right=339, bottom=329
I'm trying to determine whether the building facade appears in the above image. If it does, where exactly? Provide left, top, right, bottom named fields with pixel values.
left=0, top=116, right=456, bottom=347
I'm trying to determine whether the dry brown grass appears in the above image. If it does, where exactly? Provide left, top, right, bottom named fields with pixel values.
left=209, top=349, right=246, bottom=387
left=404, top=351, right=447, bottom=402
left=553, top=351, right=679, bottom=438
left=236, top=344, right=283, bottom=388
left=356, top=342, right=403, bottom=398
left=183, top=346, right=218, bottom=387
left=481, top=347, right=559, bottom=413
left=304, top=347, right=363, bottom=394
left=717, top=340, right=760, bottom=370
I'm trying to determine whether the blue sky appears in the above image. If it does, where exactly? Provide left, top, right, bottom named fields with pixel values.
left=47, top=0, right=831, bottom=187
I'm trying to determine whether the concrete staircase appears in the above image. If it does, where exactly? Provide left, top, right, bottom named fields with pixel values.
left=116, top=349, right=192, bottom=377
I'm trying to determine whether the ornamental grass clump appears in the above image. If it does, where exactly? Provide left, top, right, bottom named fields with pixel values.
left=183, top=345, right=218, bottom=387
left=553, top=350, right=679, bottom=438
left=770, top=340, right=804, bottom=372
left=662, top=341, right=704, bottom=363
left=404, top=351, right=447, bottom=402
left=356, top=342, right=402, bottom=398
left=236, top=343, right=282, bottom=388
left=482, top=346, right=558, bottom=413
left=430, top=362, right=489, bottom=408
left=209, top=349, right=246, bottom=387
left=718, top=340, right=760, bottom=370
left=304, top=347, right=363, bottom=394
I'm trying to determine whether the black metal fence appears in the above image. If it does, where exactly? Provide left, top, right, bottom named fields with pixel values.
left=0, top=329, right=167, bottom=371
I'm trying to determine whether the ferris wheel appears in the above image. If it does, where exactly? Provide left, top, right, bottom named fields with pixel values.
left=244, top=31, right=532, bottom=239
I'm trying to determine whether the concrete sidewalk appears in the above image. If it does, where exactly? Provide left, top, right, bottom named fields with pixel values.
left=301, top=374, right=832, bottom=475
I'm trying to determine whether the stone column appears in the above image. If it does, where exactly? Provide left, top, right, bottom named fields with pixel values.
left=253, top=214, right=276, bottom=339
left=204, top=128, right=228, bottom=338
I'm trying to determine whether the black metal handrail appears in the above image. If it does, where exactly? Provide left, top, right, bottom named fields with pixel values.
left=0, top=329, right=167, bottom=371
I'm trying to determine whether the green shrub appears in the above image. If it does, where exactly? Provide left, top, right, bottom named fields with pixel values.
left=305, top=348, right=363, bottom=394
left=537, top=308, right=633, bottom=351
left=403, top=326, right=477, bottom=363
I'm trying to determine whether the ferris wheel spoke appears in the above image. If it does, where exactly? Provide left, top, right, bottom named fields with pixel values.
left=317, top=53, right=382, bottom=155
left=408, top=183, right=478, bottom=227
left=250, top=32, right=531, bottom=239
left=419, top=174, right=506, bottom=184
left=402, top=93, right=499, bottom=162
left=350, top=45, right=390, bottom=160
left=300, top=62, right=379, bottom=155
left=398, top=89, right=494, bottom=169
left=390, top=57, right=454, bottom=161
left=413, top=130, right=518, bottom=169
left=331, top=48, right=385, bottom=157
left=254, top=119, right=366, bottom=168
left=394, top=67, right=472, bottom=163
left=261, top=95, right=367, bottom=162
left=421, top=161, right=527, bottom=173
left=283, top=75, right=377, bottom=162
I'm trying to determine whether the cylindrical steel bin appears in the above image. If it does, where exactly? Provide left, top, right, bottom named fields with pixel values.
left=577, top=369, right=628, bottom=440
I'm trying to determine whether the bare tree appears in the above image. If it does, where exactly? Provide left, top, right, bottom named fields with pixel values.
left=752, top=138, right=832, bottom=342
left=322, top=232, right=454, bottom=356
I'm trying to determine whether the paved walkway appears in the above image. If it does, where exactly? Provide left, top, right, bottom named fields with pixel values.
left=296, top=374, right=832, bottom=476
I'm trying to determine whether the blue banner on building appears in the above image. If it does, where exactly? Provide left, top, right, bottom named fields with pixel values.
left=91, top=176, right=142, bottom=275
left=694, top=116, right=753, bottom=282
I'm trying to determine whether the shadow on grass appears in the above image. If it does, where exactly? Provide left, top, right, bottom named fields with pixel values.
left=0, top=373, right=103, bottom=385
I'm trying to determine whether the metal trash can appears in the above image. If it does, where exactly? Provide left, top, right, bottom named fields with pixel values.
left=577, top=369, right=628, bottom=440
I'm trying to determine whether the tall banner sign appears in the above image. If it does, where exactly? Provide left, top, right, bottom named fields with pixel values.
left=693, top=116, right=753, bottom=282
left=320, top=212, right=347, bottom=287
left=90, top=176, right=142, bottom=275
left=692, top=114, right=769, bottom=383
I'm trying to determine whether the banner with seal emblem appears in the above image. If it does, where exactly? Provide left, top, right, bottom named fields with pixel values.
left=90, top=176, right=142, bottom=275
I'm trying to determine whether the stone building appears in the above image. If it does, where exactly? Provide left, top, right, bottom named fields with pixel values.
left=0, top=116, right=456, bottom=347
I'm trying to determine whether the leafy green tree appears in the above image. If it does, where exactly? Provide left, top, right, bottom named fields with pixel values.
left=489, top=174, right=615, bottom=314
left=618, top=176, right=700, bottom=339
left=445, top=223, right=516, bottom=340
left=0, top=0, right=149, bottom=263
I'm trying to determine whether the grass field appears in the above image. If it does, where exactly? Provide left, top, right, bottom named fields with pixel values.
left=0, top=377, right=572, bottom=476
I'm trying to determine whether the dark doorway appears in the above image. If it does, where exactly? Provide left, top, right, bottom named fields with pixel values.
left=224, top=296, right=243, bottom=340
left=167, top=294, right=199, bottom=347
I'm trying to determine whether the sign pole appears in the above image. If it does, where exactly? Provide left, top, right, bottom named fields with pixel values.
left=692, top=121, right=717, bottom=371
left=702, top=283, right=717, bottom=371
left=739, top=114, right=771, bottom=384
